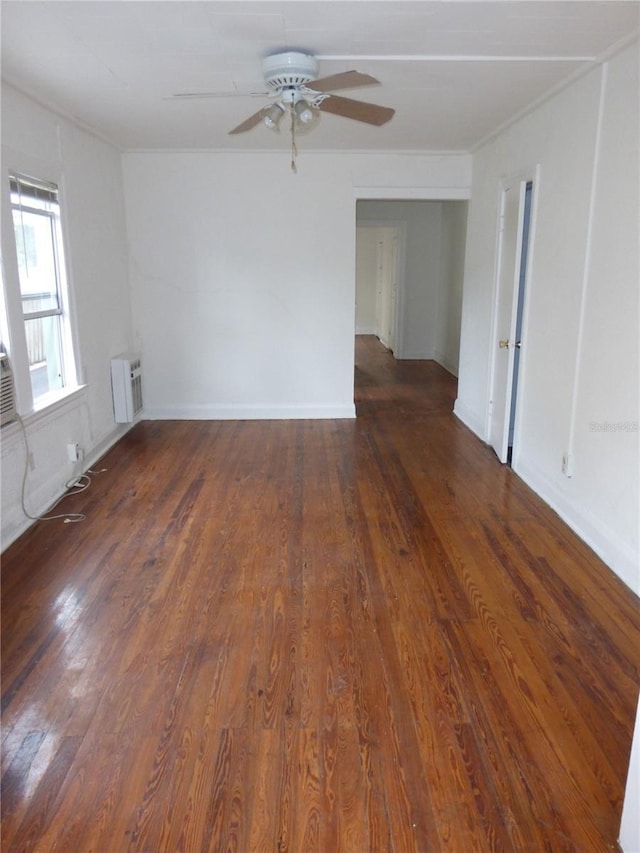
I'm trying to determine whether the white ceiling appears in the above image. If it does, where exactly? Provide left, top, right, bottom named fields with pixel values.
left=1, top=0, right=638, bottom=152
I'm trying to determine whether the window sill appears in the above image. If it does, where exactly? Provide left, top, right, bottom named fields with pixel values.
left=2, top=385, right=88, bottom=440
left=28, top=384, right=88, bottom=424
left=1, top=386, right=89, bottom=458
left=31, top=385, right=87, bottom=417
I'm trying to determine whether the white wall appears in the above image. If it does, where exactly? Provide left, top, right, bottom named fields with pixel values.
left=456, top=42, right=639, bottom=593
left=620, top=696, right=640, bottom=852
left=122, top=153, right=471, bottom=420
left=1, top=85, right=134, bottom=549
left=434, top=202, right=468, bottom=376
left=357, top=200, right=467, bottom=371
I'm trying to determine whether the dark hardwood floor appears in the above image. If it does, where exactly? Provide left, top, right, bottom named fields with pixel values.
left=2, top=335, right=639, bottom=852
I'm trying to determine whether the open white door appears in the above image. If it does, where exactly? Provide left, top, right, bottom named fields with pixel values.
left=489, top=180, right=526, bottom=462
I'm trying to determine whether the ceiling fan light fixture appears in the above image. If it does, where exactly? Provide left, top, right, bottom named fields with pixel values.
left=263, top=103, right=285, bottom=130
left=294, top=99, right=314, bottom=125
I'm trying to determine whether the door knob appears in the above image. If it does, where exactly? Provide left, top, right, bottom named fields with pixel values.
left=499, top=339, right=510, bottom=349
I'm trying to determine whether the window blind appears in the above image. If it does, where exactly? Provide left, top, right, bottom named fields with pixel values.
left=10, top=173, right=58, bottom=204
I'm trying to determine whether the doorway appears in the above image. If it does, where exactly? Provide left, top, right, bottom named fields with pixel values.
left=355, top=200, right=469, bottom=369
left=355, top=224, right=402, bottom=353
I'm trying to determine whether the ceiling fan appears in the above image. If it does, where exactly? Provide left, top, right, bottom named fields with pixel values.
left=227, top=51, right=395, bottom=170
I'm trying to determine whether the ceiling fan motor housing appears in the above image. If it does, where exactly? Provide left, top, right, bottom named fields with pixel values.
left=262, top=51, right=319, bottom=92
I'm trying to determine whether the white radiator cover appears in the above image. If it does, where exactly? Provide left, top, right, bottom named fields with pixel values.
left=0, top=354, right=17, bottom=427
left=110, top=353, right=143, bottom=423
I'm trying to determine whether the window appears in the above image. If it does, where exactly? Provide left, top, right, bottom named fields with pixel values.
left=8, top=173, right=77, bottom=406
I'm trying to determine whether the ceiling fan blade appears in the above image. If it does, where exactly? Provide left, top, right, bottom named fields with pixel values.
left=307, top=70, right=380, bottom=93
left=228, top=108, right=268, bottom=135
left=318, top=95, right=394, bottom=126
left=168, top=91, right=267, bottom=101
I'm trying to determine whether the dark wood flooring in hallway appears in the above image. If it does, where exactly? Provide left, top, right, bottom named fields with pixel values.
left=2, top=335, right=639, bottom=852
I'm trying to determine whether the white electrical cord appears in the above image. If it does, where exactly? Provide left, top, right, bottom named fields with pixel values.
left=15, top=414, right=105, bottom=524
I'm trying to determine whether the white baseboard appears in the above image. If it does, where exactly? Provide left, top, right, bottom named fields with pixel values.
left=143, top=403, right=357, bottom=420
left=433, top=350, right=459, bottom=377
left=515, top=457, right=640, bottom=597
left=453, top=398, right=488, bottom=441
left=450, top=400, right=639, bottom=595
left=83, top=423, right=135, bottom=470
left=396, top=350, right=434, bottom=360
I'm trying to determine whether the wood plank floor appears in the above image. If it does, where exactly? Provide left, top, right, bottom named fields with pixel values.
left=2, top=335, right=639, bottom=852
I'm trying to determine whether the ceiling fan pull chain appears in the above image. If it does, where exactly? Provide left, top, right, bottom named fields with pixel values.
left=290, top=105, right=298, bottom=173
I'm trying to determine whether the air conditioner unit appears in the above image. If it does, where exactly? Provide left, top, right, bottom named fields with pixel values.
left=110, top=353, right=143, bottom=424
left=1, top=353, right=17, bottom=427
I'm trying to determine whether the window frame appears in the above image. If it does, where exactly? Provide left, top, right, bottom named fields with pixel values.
left=1, top=168, right=80, bottom=415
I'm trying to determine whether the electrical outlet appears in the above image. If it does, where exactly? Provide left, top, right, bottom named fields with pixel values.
left=67, top=443, right=81, bottom=463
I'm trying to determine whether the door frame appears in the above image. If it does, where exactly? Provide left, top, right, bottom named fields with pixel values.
left=486, top=165, right=540, bottom=466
